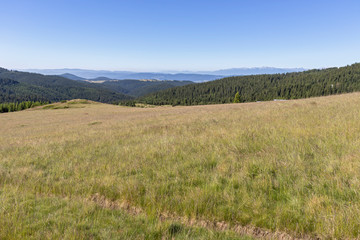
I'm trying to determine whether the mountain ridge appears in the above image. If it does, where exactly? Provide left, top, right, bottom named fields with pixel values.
left=24, top=67, right=307, bottom=82
left=0, top=68, right=132, bottom=103
left=140, top=63, right=360, bottom=106
left=0, top=68, right=195, bottom=102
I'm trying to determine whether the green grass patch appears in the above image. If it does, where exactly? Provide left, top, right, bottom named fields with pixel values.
left=2, top=93, right=360, bottom=238
left=0, top=188, right=251, bottom=240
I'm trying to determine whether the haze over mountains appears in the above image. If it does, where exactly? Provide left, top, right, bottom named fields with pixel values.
left=0, top=67, right=193, bottom=103
left=4, top=64, right=360, bottom=107
left=25, top=69, right=221, bottom=82
left=25, top=67, right=306, bottom=82
left=0, top=68, right=131, bottom=103
left=198, top=67, right=306, bottom=76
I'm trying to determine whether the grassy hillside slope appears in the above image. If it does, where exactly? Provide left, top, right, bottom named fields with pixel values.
left=0, top=68, right=132, bottom=103
left=2, top=93, right=360, bottom=238
left=140, top=63, right=360, bottom=105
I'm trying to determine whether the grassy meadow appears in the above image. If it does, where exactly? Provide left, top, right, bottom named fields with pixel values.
left=1, top=94, right=360, bottom=239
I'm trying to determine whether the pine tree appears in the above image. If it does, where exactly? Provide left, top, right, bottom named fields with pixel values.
left=233, top=92, right=241, bottom=103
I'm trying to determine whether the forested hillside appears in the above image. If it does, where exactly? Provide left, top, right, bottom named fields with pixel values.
left=0, top=100, right=49, bottom=113
left=140, top=63, right=360, bottom=105
left=0, top=68, right=132, bottom=103
left=100, top=80, right=193, bottom=97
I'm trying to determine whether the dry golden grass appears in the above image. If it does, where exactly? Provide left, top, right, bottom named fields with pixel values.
left=2, top=93, right=360, bottom=239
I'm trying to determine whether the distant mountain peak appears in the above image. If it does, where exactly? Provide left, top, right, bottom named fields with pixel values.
left=26, top=67, right=307, bottom=83
left=59, top=73, right=85, bottom=81
left=91, top=77, right=112, bottom=81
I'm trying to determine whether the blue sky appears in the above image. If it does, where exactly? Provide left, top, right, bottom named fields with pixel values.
left=1, top=0, right=360, bottom=71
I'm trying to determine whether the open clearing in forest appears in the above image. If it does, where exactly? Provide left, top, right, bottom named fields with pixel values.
left=1, top=93, right=360, bottom=239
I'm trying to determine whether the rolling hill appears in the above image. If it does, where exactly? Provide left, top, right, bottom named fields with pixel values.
left=99, top=79, right=193, bottom=97
left=140, top=63, right=360, bottom=105
left=27, top=68, right=222, bottom=82
left=59, top=73, right=86, bottom=81
left=58, top=73, right=194, bottom=97
left=0, top=68, right=132, bottom=103
left=26, top=67, right=307, bottom=82
left=2, top=93, right=360, bottom=239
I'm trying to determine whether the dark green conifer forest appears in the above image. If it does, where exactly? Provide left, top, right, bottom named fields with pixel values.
left=140, top=63, right=360, bottom=105
left=0, top=68, right=132, bottom=104
left=3, top=63, right=360, bottom=110
left=0, top=101, right=49, bottom=113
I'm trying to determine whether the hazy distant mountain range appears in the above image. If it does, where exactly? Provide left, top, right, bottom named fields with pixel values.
left=24, top=69, right=221, bottom=82
left=198, top=67, right=306, bottom=76
left=0, top=68, right=194, bottom=103
left=0, top=68, right=131, bottom=103
left=24, top=67, right=306, bottom=82
left=0, top=67, right=307, bottom=103
left=4, top=64, right=360, bottom=106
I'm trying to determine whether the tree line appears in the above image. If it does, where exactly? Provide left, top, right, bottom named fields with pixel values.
left=139, top=63, right=360, bottom=106
left=0, top=101, right=49, bottom=113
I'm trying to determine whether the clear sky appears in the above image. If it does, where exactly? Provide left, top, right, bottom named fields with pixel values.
left=1, top=0, right=360, bottom=71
